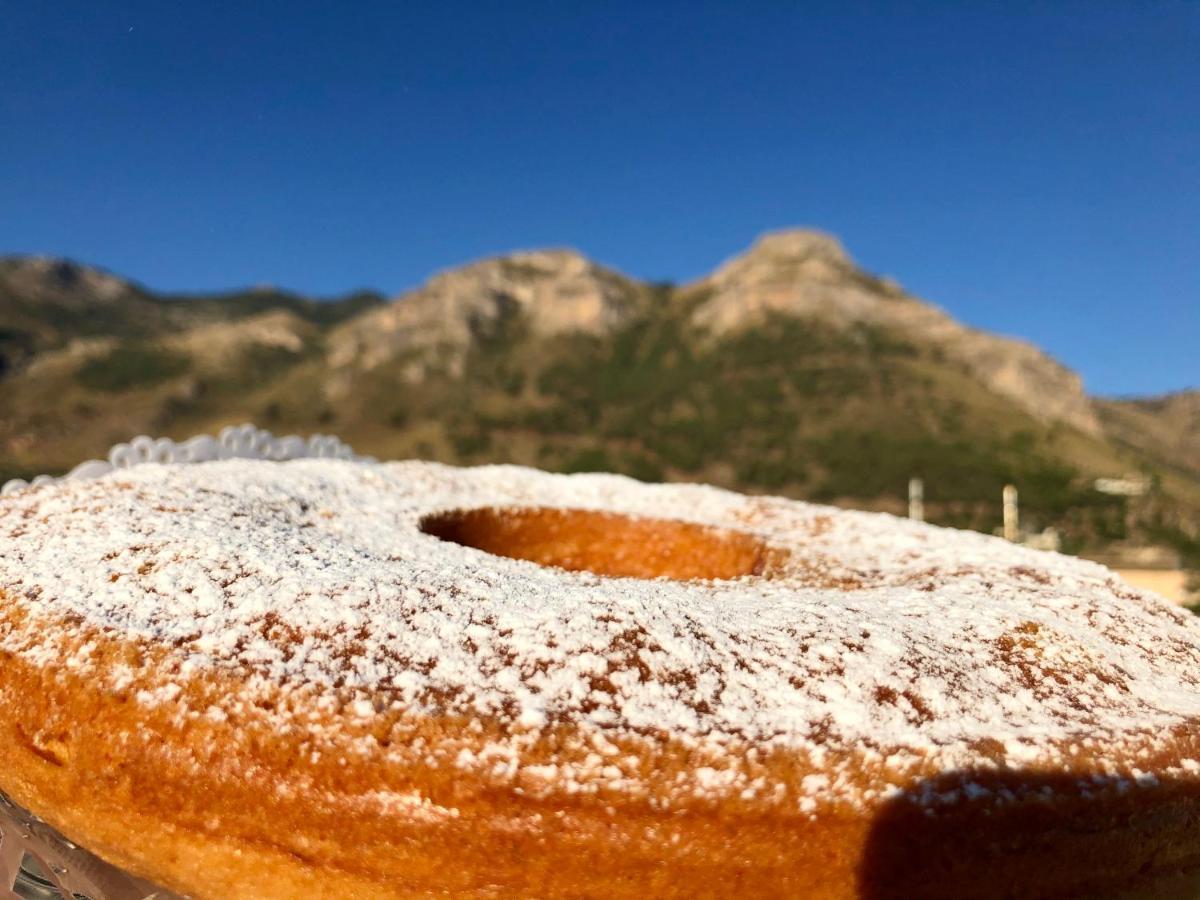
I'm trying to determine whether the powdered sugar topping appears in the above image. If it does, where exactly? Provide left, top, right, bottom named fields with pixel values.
left=3, top=457, right=1200, bottom=809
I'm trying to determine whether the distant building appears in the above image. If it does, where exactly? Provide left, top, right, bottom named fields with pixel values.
left=1094, top=474, right=1150, bottom=497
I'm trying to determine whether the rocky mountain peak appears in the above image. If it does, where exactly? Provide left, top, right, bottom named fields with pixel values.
left=324, top=229, right=1103, bottom=436
left=689, top=229, right=899, bottom=336
left=503, top=247, right=593, bottom=275
left=327, top=248, right=643, bottom=374
left=1, top=256, right=134, bottom=305
left=705, top=229, right=856, bottom=295
left=419, top=247, right=604, bottom=299
left=688, top=230, right=1101, bottom=436
left=740, top=228, right=851, bottom=264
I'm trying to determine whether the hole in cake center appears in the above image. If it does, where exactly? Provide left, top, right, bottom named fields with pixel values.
left=419, top=506, right=783, bottom=581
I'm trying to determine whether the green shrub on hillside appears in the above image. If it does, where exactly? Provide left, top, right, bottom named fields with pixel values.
left=618, top=453, right=665, bottom=483
left=234, top=343, right=310, bottom=384
left=562, top=446, right=615, bottom=473
left=451, top=429, right=493, bottom=458
left=76, top=344, right=191, bottom=392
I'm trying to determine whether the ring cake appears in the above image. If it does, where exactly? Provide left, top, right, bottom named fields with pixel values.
left=1, top=431, right=1200, bottom=898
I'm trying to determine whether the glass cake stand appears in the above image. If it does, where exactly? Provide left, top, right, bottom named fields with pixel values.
left=0, top=792, right=177, bottom=900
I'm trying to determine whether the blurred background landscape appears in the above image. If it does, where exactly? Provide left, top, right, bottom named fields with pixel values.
left=1, top=3, right=1196, bottom=599
left=2, top=233, right=1197, bottom=600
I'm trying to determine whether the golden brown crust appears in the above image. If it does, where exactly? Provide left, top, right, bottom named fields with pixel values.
left=0, top=621, right=862, bottom=898
left=5, top=460, right=1200, bottom=897
left=418, top=506, right=788, bottom=581
left=4, top=617, right=1200, bottom=899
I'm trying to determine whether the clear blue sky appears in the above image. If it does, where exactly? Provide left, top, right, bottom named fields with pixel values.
left=1, top=2, right=1195, bottom=396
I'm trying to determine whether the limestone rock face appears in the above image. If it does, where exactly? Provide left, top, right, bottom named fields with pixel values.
left=328, top=249, right=642, bottom=372
left=688, top=229, right=1101, bottom=435
left=168, top=310, right=312, bottom=366
left=692, top=229, right=897, bottom=332
left=1100, top=390, right=1200, bottom=477
left=946, top=330, right=1099, bottom=436
left=0, top=256, right=135, bottom=306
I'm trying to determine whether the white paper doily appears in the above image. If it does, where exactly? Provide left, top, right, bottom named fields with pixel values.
left=2, top=424, right=370, bottom=496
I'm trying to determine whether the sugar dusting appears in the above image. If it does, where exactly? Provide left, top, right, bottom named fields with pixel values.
left=3, top=458, right=1200, bottom=812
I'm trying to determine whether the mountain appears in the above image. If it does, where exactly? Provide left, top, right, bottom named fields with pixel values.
left=0, top=255, right=383, bottom=373
left=686, top=231, right=1100, bottom=435
left=326, top=249, right=645, bottom=381
left=323, top=230, right=1100, bottom=436
left=0, top=234, right=1195, bottom=567
left=1099, top=390, right=1200, bottom=479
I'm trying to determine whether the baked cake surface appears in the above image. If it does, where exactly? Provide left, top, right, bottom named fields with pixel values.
left=1, top=458, right=1199, bottom=898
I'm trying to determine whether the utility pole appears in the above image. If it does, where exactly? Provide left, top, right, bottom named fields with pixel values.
left=1003, top=484, right=1019, bottom=542
left=908, top=477, right=924, bottom=522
